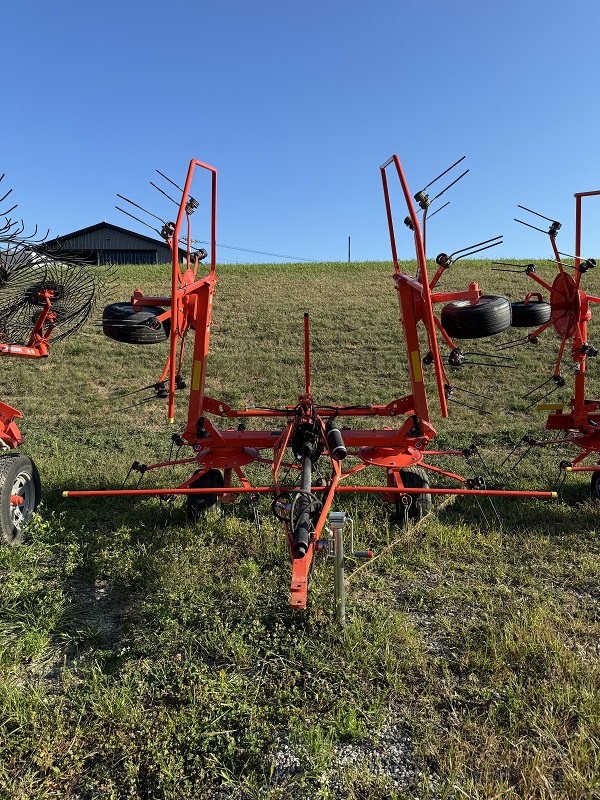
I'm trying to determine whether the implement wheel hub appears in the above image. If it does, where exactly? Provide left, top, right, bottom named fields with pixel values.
left=196, top=447, right=260, bottom=469
left=358, top=446, right=422, bottom=468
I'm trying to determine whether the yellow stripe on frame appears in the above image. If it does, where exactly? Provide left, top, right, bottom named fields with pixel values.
left=191, top=359, right=203, bottom=392
left=410, top=350, right=423, bottom=382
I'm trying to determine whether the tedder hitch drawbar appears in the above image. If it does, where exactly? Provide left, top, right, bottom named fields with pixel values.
left=64, top=156, right=557, bottom=612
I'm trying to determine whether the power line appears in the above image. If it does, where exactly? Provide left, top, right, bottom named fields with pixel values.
left=191, top=238, right=315, bottom=262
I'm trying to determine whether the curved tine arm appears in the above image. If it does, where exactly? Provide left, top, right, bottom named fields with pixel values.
left=116, top=194, right=166, bottom=225
left=450, top=235, right=502, bottom=259
left=453, top=240, right=503, bottom=263
left=429, top=169, right=469, bottom=205
left=115, top=206, right=163, bottom=237
left=421, top=156, right=466, bottom=192
left=1, top=203, right=18, bottom=217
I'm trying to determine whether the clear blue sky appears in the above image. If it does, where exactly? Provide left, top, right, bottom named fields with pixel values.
left=3, top=0, right=600, bottom=263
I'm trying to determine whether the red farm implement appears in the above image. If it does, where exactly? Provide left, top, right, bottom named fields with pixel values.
left=0, top=174, right=111, bottom=544
left=63, top=156, right=557, bottom=617
left=496, top=190, right=600, bottom=495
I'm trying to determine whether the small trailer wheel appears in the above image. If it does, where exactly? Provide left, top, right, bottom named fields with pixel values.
left=0, top=453, right=42, bottom=546
left=397, top=467, right=432, bottom=520
left=591, top=471, right=600, bottom=501
left=441, top=295, right=511, bottom=339
left=510, top=300, right=552, bottom=328
left=186, top=469, right=224, bottom=520
left=102, top=302, right=171, bottom=344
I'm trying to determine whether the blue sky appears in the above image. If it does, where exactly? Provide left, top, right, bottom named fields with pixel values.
left=3, top=0, right=600, bottom=263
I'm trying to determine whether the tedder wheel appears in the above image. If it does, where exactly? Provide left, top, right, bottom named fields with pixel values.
left=102, top=302, right=171, bottom=345
left=397, top=467, right=432, bottom=520
left=441, top=295, right=511, bottom=339
left=0, top=453, right=42, bottom=546
left=186, top=468, right=224, bottom=520
left=510, top=300, right=552, bottom=328
left=591, top=471, right=600, bottom=501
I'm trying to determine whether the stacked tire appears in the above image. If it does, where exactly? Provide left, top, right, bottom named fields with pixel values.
left=102, top=303, right=170, bottom=344
left=441, top=295, right=511, bottom=339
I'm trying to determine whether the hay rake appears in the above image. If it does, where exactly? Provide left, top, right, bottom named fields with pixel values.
left=63, top=156, right=557, bottom=617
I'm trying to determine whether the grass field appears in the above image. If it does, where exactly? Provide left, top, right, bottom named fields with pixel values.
left=0, top=259, right=598, bottom=799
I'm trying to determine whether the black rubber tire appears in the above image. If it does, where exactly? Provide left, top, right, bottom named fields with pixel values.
left=0, top=453, right=42, bottom=546
left=186, top=468, right=224, bottom=520
left=510, top=300, right=552, bottom=328
left=396, top=467, right=432, bottom=520
left=102, top=302, right=170, bottom=345
left=591, top=471, right=600, bottom=501
left=441, top=295, right=511, bottom=339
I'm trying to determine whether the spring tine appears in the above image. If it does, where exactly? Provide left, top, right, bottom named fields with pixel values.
left=493, top=336, right=531, bottom=351
left=523, top=374, right=556, bottom=398
left=474, top=449, right=493, bottom=478
left=156, top=169, right=185, bottom=193
left=430, top=169, right=470, bottom=204
left=426, top=201, right=450, bottom=220
left=116, top=194, right=165, bottom=224
left=448, top=397, right=492, bottom=415
left=150, top=181, right=179, bottom=206
left=451, top=385, right=494, bottom=400
left=421, top=156, right=467, bottom=192
left=464, top=351, right=513, bottom=361
left=498, top=440, right=522, bottom=469
left=115, top=395, right=163, bottom=413
left=511, top=444, right=535, bottom=471
left=454, top=241, right=504, bottom=262
left=463, top=360, right=518, bottom=369
left=524, top=385, right=560, bottom=410
left=450, top=235, right=503, bottom=259
left=118, top=382, right=161, bottom=397
left=517, top=205, right=558, bottom=224
left=491, top=261, right=532, bottom=269
left=514, top=218, right=549, bottom=236
left=471, top=490, right=491, bottom=528
left=115, top=206, right=163, bottom=236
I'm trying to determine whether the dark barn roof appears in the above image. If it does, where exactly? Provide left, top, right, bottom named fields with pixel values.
left=41, top=222, right=187, bottom=265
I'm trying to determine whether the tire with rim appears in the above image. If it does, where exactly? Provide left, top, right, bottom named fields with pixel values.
left=0, top=453, right=42, bottom=546
left=186, top=468, right=224, bottom=520
left=396, top=467, right=432, bottom=520
left=102, top=302, right=170, bottom=345
left=510, top=300, right=552, bottom=328
left=441, top=295, right=511, bottom=339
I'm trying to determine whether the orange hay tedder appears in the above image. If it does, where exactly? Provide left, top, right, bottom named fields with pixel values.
left=64, top=156, right=557, bottom=617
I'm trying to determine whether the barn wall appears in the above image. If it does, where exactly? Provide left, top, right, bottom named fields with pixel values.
left=45, top=224, right=174, bottom=264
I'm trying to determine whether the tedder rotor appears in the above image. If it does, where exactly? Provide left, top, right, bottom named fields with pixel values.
left=495, top=191, right=600, bottom=496
left=63, top=156, right=557, bottom=616
left=0, top=173, right=112, bottom=544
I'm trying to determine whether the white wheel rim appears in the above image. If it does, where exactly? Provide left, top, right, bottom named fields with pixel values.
left=10, top=470, right=36, bottom=530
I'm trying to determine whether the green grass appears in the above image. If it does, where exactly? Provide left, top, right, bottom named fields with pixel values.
left=0, top=259, right=598, bottom=799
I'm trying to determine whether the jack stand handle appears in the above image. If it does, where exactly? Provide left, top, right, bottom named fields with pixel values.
left=328, top=512, right=373, bottom=625
left=328, top=512, right=347, bottom=625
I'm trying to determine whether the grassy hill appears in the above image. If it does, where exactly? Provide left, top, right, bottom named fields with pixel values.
left=0, top=259, right=598, bottom=799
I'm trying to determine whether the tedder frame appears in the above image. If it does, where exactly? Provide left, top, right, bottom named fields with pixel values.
left=64, top=156, right=557, bottom=611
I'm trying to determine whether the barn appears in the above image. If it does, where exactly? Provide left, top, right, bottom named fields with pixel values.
left=41, top=222, right=187, bottom=265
